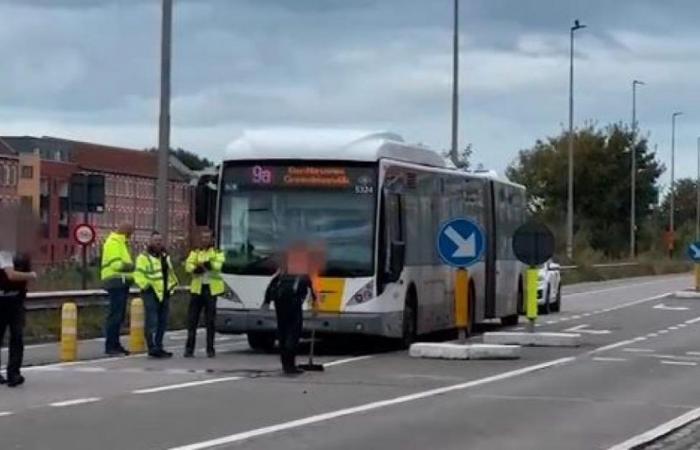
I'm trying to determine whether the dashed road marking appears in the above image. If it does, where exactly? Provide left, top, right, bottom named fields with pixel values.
left=659, top=330, right=669, bottom=334
left=0, top=412, right=14, bottom=417
left=49, top=397, right=102, bottom=407
left=623, top=348, right=653, bottom=353
left=323, top=355, right=374, bottom=368
left=687, top=352, right=700, bottom=356
left=592, top=357, right=627, bottom=362
left=661, top=361, right=697, bottom=367
left=133, top=376, right=243, bottom=394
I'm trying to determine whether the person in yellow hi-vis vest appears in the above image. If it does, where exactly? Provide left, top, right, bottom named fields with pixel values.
left=133, top=231, right=178, bottom=359
left=100, top=223, right=135, bottom=356
left=184, top=229, right=225, bottom=358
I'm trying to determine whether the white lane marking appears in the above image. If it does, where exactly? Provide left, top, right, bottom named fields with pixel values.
left=654, top=303, right=690, bottom=311
left=647, top=333, right=659, bottom=338
left=133, top=376, right=243, bottom=394
left=592, top=357, right=627, bottom=362
left=582, top=313, right=592, bottom=317
left=565, top=279, right=681, bottom=298
left=49, top=397, right=102, bottom=407
left=559, top=317, right=571, bottom=322
left=632, top=337, right=647, bottom=342
left=623, top=348, right=654, bottom=353
left=0, top=411, right=14, bottom=417
left=661, top=361, right=697, bottom=367
left=590, top=340, right=635, bottom=354
left=167, top=357, right=576, bottom=450
left=512, top=327, right=525, bottom=331
left=565, top=324, right=611, bottom=335
left=687, top=352, right=700, bottom=356
left=659, top=330, right=669, bottom=334
left=323, top=355, right=374, bottom=367
left=609, top=404, right=700, bottom=450
left=545, top=321, right=556, bottom=325
left=571, top=315, right=581, bottom=320
left=686, top=317, right=700, bottom=324
left=669, top=326, right=680, bottom=331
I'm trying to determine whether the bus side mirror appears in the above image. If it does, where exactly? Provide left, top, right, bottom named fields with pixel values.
left=387, top=241, right=405, bottom=282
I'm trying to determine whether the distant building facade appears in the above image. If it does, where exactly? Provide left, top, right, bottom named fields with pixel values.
left=0, top=139, right=19, bottom=206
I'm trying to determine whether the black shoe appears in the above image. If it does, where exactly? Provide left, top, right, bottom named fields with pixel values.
left=116, top=346, right=131, bottom=356
left=106, top=349, right=124, bottom=356
left=149, top=351, right=165, bottom=359
left=160, top=350, right=173, bottom=358
left=0, top=375, right=5, bottom=385
left=283, top=366, right=304, bottom=376
left=7, top=375, right=24, bottom=388
left=207, top=349, right=216, bottom=358
left=184, top=351, right=194, bottom=358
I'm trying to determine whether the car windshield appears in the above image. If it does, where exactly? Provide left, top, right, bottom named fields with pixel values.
left=219, top=163, right=377, bottom=277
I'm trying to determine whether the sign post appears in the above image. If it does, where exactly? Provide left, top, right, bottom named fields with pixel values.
left=512, top=222, right=555, bottom=333
left=687, top=242, right=700, bottom=291
left=437, top=218, right=486, bottom=342
left=73, top=223, right=96, bottom=290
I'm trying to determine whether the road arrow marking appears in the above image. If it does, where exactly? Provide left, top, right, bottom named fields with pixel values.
left=565, top=324, right=611, bottom=335
left=691, top=243, right=700, bottom=259
left=445, top=226, right=476, bottom=258
left=653, top=303, right=689, bottom=311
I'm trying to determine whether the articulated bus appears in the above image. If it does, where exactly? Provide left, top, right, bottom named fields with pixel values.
left=215, top=131, right=527, bottom=351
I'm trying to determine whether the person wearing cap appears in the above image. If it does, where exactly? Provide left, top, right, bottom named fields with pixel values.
left=184, top=230, right=225, bottom=358
left=134, top=231, right=179, bottom=359
left=100, top=223, right=135, bottom=356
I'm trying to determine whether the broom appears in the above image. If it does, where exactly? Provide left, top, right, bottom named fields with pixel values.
left=299, top=281, right=324, bottom=372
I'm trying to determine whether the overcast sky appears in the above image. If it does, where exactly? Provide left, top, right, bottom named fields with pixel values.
left=1, top=0, right=699, bottom=185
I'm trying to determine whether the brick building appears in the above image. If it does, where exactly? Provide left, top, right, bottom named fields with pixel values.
left=2, top=136, right=194, bottom=265
left=0, top=138, right=19, bottom=206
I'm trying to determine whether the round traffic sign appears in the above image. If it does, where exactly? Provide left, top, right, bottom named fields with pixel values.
left=512, top=222, right=555, bottom=266
left=73, top=223, right=96, bottom=246
left=436, top=218, right=486, bottom=268
left=688, top=242, right=700, bottom=262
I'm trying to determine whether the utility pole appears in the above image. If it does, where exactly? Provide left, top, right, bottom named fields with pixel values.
left=450, top=0, right=459, bottom=166
left=156, top=0, right=172, bottom=243
left=669, top=112, right=683, bottom=251
left=696, top=137, right=700, bottom=240
left=566, top=19, right=586, bottom=260
left=630, top=80, right=644, bottom=259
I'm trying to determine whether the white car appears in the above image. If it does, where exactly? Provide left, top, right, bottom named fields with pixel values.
left=537, top=260, right=562, bottom=314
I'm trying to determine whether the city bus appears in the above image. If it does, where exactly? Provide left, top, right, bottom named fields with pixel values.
left=215, top=131, right=527, bottom=351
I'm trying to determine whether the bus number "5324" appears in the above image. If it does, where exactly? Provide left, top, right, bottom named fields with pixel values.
left=355, top=185, right=374, bottom=194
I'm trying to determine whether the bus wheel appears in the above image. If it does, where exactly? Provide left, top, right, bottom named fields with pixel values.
left=401, top=291, right=418, bottom=349
left=247, top=332, right=276, bottom=353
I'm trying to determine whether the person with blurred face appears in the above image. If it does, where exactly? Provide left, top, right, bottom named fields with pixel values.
left=100, top=222, right=135, bottom=356
left=184, top=229, right=225, bottom=358
left=0, top=206, right=38, bottom=387
left=134, top=231, right=178, bottom=358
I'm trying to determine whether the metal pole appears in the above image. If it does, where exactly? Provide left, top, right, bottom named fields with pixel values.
left=156, top=0, right=172, bottom=243
left=630, top=80, right=644, bottom=259
left=696, top=137, right=700, bottom=240
left=670, top=112, right=682, bottom=243
left=82, top=174, right=88, bottom=290
left=450, top=0, right=459, bottom=166
left=566, top=20, right=585, bottom=260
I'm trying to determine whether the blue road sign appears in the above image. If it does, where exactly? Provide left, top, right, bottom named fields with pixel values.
left=688, top=242, right=700, bottom=262
left=437, top=218, right=486, bottom=268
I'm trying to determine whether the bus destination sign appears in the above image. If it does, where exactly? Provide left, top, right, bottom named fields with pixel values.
left=225, top=164, right=375, bottom=193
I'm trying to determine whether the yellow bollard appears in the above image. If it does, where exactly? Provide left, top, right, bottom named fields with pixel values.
left=60, top=302, right=78, bottom=362
left=695, top=264, right=700, bottom=292
left=129, top=298, right=146, bottom=354
left=455, top=268, right=469, bottom=340
left=526, top=267, right=539, bottom=332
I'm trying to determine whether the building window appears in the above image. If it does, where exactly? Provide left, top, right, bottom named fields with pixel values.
left=21, top=165, right=33, bottom=179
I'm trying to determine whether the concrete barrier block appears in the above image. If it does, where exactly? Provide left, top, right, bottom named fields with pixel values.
left=466, top=344, right=520, bottom=360
left=483, top=331, right=581, bottom=347
left=674, top=291, right=700, bottom=299
left=409, top=342, right=521, bottom=360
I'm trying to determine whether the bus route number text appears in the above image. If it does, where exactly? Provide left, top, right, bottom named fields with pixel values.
left=252, top=166, right=273, bottom=184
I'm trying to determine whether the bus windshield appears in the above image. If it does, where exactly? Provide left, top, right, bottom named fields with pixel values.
left=219, top=163, right=377, bottom=277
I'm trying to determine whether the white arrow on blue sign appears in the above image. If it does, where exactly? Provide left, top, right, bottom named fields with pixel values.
left=437, top=218, right=486, bottom=268
left=688, top=242, right=700, bottom=262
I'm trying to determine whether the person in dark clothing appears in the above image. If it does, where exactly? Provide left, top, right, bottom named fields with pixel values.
left=263, top=273, right=316, bottom=375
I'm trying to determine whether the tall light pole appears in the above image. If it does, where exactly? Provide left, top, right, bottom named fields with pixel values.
left=450, top=0, right=459, bottom=166
left=669, top=111, right=683, bottom=243
left=156, top=0, right=173, bottom=243
left=566, top=19, right=586, bottom=260
left=696, top=137, right=700, bottom=240
left=630, top=80, right=644, bottom=259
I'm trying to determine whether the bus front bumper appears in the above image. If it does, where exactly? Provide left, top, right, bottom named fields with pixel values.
left=216, top=309, right=403, bottom=338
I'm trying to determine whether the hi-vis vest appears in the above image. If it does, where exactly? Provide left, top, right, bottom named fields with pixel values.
left=134, top=252, right=179, bottom=301
left=100, top=232, right=134, bottom=284
left=185, top=248, right=225, bottom=296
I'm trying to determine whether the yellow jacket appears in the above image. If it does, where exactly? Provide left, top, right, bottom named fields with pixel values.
left=185, top=248, right=225, bottom=296
left=134, top=252, right=179, bottom=301
left=100, top=232, right=134, bottom=286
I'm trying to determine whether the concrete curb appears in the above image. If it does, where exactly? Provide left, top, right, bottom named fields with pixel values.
left=409, top=342, right=521, bottom=360
left=674, top=291, right=700, bottom=299
left=483, top=331, right=581, bottom=347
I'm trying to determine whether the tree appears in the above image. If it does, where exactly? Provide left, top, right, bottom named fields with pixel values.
left=443, top=144, right=473, bottom=171
left=506, top=123, right=664, bottom=257
left=146, top=147, right=213, bottom=171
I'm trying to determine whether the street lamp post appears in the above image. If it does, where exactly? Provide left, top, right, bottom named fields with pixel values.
left=669, top=112, right=683, bottom=250
left=156, top=0, right=173, bottom=242
left=450, top=0, right=459, bottom=166
left=566, top=19, right=586, bottom=260
left=696, top=137, right=700, bottom=240
left=630, top=80, right=645, bottom=259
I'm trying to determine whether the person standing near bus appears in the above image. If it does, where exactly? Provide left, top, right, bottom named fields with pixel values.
left=134, top=231, right=178, bottom=359
left=101, top=223, right=135, bottom=356
left=184, top=230, right=225, bottom=358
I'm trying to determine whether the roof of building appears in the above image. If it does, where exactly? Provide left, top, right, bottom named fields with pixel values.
left=0, top=138, right=17, bottom=157
left=225, top=129, right=447, bottom=167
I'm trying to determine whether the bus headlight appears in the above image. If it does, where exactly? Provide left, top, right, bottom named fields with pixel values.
left=347, top=280, right=375, bottom=306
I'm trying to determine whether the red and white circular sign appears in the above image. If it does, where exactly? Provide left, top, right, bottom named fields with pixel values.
left=73, top=223, right=96, bottom=246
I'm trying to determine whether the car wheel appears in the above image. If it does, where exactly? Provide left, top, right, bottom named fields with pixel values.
left=550, top=284, right=562, bottom=313
left=247, top=331, right=276, bottom=353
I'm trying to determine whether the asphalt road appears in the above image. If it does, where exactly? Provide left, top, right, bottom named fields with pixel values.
left=0, top=273, right=697, bottom=450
